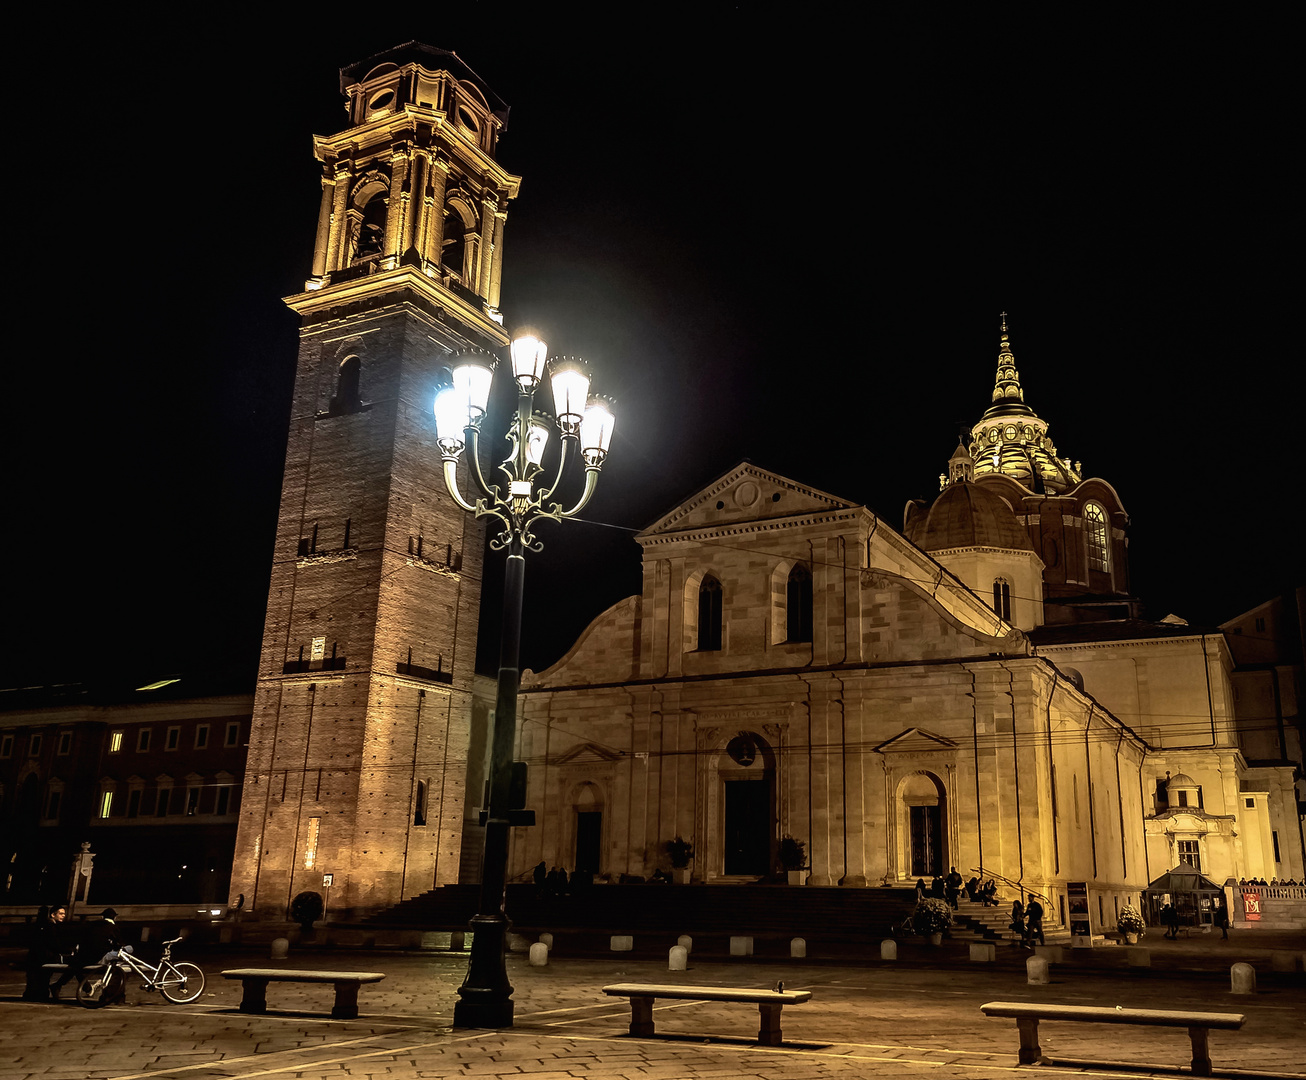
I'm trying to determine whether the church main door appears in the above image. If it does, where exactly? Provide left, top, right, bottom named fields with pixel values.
left=909, top=804, right=943, bottom=877
left=575, top=811, right=601, bottom=873
left=723, top=778, right=770, bottom=875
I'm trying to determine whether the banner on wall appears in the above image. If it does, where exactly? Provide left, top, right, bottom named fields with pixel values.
left=1067, top=880, right=1092, bottom=947
left=1242, top=890, right=1262, bottom=920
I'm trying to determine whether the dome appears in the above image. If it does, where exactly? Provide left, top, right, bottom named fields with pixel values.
left=906, top=482, right=1034, bottom=553
left=1167, top=773, right=1198, bottom=789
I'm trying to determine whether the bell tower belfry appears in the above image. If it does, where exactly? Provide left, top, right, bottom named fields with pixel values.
left=231, top=44, right=521, bottom=919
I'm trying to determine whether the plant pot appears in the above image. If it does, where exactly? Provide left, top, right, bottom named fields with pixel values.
left=929, top=932, right=943, bottom=946
left=786, top=870, right=806, bottom=885
left=672, top=868, right=691, bottom=885
left=1124, top=932, right=1138, bottom=944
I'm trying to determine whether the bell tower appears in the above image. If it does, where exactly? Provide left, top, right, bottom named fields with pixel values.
left=231, top=44, right=521, bottom=918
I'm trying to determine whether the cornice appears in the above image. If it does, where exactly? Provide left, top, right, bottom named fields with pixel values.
left=285, top=266, right=509, bottom=346
left=315, top=107, right=522, bottom=197
left=638, top=507, right=865, bottom=548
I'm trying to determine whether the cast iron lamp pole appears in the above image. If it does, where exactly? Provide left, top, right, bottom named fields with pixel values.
left=434, top=332, right=615, bottom=1028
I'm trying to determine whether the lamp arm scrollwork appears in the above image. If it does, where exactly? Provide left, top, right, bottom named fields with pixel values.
left=441, top=459, right=480, bottom=514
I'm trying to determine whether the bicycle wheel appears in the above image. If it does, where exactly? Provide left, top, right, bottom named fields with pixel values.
left=76, top=970, right=116, bottom=1008
left=160, top=962, right=205, bottom=1003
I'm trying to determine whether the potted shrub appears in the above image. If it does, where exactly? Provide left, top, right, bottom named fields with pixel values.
left=666, top=836, right=694, bottom=884
left=1117, top=904, right=1145, bottom=944
left=779, top=835, right=807, bottom=885
left=290, top=890, right=324, bottom=939
left=912, top=898, right=953, bottom=945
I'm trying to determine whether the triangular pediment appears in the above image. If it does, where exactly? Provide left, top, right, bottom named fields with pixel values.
left=551, top=741, right=622, bottom=765
left=873, top=727, right=960, bottom=754
left=639, top=462, right=857, bottom=538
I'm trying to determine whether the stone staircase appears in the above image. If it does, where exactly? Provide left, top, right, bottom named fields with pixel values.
left=949, top=894, right=1071, bottom=945
left=367, top=882, right=918, bottom=948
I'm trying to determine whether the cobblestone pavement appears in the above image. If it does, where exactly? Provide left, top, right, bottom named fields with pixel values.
left=2, top=948, right=1303, bottom=1080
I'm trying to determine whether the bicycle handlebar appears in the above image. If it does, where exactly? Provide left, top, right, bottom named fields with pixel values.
left=162, top=937, right=183, bottom=946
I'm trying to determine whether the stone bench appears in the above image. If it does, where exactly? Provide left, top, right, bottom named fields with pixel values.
left=220, top=968, right=385, bottom=1019
left=602, top=982, right=811, bottom=1046
left=980, top=1000, right=1245, bottom=1076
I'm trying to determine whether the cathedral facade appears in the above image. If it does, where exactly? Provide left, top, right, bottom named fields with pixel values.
left=508, top=322, right=1301, bottom=932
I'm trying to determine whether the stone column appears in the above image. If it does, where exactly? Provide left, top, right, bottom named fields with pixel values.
left=311, top=172, right=335, bottom=278
left=488, top=207, right=507, bottom=308
left=325, top=166, right=352, bottom=272
left=402, top=150, right=426, bottom=256
left=477, top=192, right=498, bottom=299
left=424, top=157, right=449, bottom=269
left=384, top=151, right=409, bottom=258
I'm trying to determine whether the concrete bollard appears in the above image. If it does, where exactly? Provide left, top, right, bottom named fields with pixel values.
left=729, top=936, right=754, bottom=956
left=529, top=942, right=548, bottom=967
left=677, top=934, right=693, bottom=954
left=669, top=945, right=688, bottom=971
left=1026, top=956, right=1050, bottom=985
left=611, top=935, right=633, bottom=952
left=881, top=939, right=897, bottom=961
left=790, top=937, right=806, bottom=958
left=1126, top=948, right=1151, bottom=968
left=969, top=942, right=996, bottom=962
left=270, top=937, right=289, bottom=960
left=539, top=932, right=554, bottom=951
left=450, top=931, right=466, bottom=951
left=1231, top=963, right=1256, bottom=993
left=1270, top=951, right=1300, bottom=973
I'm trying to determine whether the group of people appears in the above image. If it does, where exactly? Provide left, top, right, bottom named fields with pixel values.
left=1008, top=896, right=1046, bottom=947
left=1238, top=877, right=1300, bottom=886
left=531, top=862, right=593, bottom=897
left=23, top=905, right=120, bottom=1003
left=914, top=869, right=999, bottom=908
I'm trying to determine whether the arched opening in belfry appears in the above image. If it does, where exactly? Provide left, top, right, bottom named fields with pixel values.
left=353, top=192, right=388, bottom=264
left=441, top=198, right=477, bottom=285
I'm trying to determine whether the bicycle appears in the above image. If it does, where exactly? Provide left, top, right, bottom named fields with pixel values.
left=76, top=936, right=205, bottom=1007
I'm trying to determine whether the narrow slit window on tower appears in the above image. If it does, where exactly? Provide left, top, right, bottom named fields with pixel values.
left=698, top=576, right=723, bottom=651
left=414, top=780, right=428, bottom=826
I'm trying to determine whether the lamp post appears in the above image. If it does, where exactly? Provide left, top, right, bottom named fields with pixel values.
left=434, top=331, right=615, bottom=1028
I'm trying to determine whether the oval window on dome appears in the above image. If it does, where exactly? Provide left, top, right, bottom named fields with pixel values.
left=368, top=89, right=395, bottom=112
left=988, top=429, right=998, bottom=442
left=1004, top=425, right=1017, bottom=440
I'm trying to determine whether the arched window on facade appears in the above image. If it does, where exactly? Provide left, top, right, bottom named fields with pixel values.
left=992, top=578, right=1011, bottom=621
left=786, top=564, right=813, bottom=642
left=1084, top=502, right=1110, bottom=573
left=698, top=575, right=723, bottom=651
left=330, top=356, right=361, bottom=415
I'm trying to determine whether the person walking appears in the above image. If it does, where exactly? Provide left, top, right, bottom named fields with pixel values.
left=1010, top=897, right=1025, bottom=946
left=1025, top=895, right=1045, bottom=946
left=1215, top=897, right=1230, bottom=939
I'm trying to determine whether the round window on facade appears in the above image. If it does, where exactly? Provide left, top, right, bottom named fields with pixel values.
left=368, top=89, right=395, bottom=113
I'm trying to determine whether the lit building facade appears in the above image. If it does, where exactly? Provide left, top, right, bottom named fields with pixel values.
left=228, top=44, right=519, bottom=919
left=509, top=323, right=1302, bottom=933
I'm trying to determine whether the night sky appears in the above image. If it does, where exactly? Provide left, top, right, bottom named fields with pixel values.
left=7, top=11, right=1299, bottom=688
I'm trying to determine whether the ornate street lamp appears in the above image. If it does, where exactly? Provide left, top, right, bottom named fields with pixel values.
left=435, top=331, right=615, bottom=1028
